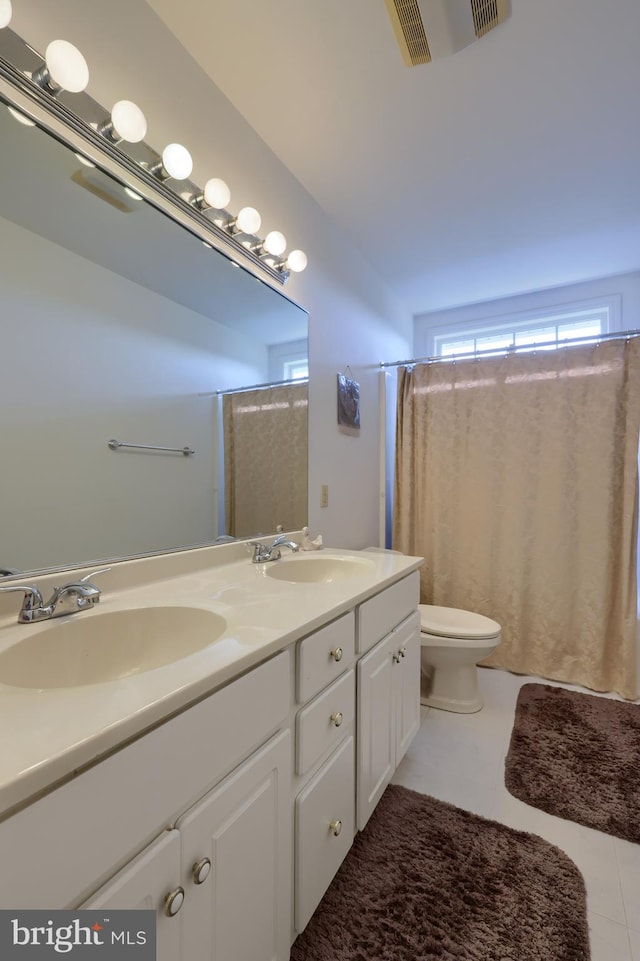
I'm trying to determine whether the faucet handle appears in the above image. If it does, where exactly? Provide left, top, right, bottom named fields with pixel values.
left=78, top=567, right=111, bottom=584
left=246, top=541, right=268, bottom=563
left=0, top=584, right=45, bottom=621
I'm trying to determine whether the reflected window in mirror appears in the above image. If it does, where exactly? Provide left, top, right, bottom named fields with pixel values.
left=269, top=338, right=309, bottom=382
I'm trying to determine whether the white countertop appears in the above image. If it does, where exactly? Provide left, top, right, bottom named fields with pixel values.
left=0, top=546, right=422, bottom=818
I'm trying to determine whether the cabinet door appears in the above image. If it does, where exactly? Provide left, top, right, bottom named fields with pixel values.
left=392, top=611, right=421, bottom=763
left=294, top=736, right=355, bottom=933
left=177, top=730, right=291, bottom=961
left=357, top=633, right=394, bottom=831
left=80, top=830, right=182, bottom=961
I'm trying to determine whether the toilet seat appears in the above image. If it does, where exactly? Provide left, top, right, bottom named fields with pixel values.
left=418, top=604, right=501, bottom=640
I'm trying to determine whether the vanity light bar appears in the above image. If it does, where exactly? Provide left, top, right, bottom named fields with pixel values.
left=0, top=22, right=307, bottom=284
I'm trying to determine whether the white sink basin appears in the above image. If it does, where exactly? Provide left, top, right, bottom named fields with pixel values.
left=0, top=606, right=227, bottom=689
left=264, top=555, right=375, bottom=584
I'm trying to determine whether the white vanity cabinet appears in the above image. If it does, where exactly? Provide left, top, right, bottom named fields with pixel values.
left=356, top=576, right=421, bottom=830
left=290, top=575, right=421, bottom=936
left=176, top=730, right=290, bottom=961
left=83, top=730, right=291, bottom=961
left=292, top=612, right=356, bottom=934
left=0, top=559, right=424, bottom=961
left=0, top=650, right=291, bottom=961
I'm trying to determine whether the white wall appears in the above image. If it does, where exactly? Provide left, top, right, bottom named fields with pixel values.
left=1, top=216, right=268, bottom=571
left=10, top=0, right=413, bottom=553
left=414, top=271, right=640, bottom=354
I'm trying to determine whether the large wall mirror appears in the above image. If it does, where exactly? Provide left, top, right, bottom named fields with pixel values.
left=0, top=45, right=308, bottom=578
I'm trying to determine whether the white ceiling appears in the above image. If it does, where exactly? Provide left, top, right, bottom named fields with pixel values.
left=146, top=0, right=640, bottom=316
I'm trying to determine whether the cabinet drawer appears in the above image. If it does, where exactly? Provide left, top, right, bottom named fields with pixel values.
left=295, top=737, right=354, bottom=933
left=296, top=670, right=355, bottom=775
left=296, top=611, right=355, bottom=703
left=0, top=650, right=290, bottom=909
left=356, top=571, right=420, bottom=653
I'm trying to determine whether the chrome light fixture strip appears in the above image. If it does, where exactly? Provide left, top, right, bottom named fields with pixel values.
left=0, top=27, right=290, bottom=285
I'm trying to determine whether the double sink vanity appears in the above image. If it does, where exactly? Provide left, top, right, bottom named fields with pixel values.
left=0, top=538, right=423, bottom=960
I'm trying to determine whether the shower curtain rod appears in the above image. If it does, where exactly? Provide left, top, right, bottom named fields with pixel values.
left=379, top=328, right=640, bottom=370
left=215, top=376, right=308, bottom=396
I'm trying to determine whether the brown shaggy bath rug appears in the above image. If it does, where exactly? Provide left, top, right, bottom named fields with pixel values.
left=505, top=683, right=640, bottom=843
left=290, top=783, right=589, bottom=961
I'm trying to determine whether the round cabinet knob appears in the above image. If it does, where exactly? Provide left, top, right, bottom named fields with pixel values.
left=393, top=653, right=401, bottom=664
left=330, top=711, right=343, bottom=728
left=329, top=819, right=343, bottom=837
left=330, top=647, right=343, bottom=662
left=399, top=647, right=406, bottom=658
left=192, top=857, right=212, bottom=885
left=164, top=886, right=185, bottom=917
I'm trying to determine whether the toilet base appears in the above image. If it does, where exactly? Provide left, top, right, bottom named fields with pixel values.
left=420, top=691, right=484, bottom=713
left=420, top=663, right=484, bottom=714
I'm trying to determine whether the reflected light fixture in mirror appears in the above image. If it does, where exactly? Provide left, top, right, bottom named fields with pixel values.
left=7, top=103, right=33, bottom=125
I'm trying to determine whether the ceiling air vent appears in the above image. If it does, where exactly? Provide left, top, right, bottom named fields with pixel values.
left=471, top=0, right=500, bottom=37
left=385, top=0, right=509, bottom=64
left=385, top=0, right=432, bottom=65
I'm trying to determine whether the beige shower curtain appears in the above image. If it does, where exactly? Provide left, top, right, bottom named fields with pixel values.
left=393, top=339, right=640, bottom=699
left=223, top=382, right=308, bottom=537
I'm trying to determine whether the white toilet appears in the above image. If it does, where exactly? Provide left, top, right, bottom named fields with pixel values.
left=419, top=605, right=501, bottom=713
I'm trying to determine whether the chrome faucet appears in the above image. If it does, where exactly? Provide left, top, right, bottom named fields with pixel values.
left=248, top=535, right=300, bottom=564
left=0, top=568, right=110, bottom=624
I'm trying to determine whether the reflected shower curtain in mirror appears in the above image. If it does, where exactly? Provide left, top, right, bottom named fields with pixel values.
left=223, top=383, right=308, bottom=537
left=393, top=339, right=640, bottom=699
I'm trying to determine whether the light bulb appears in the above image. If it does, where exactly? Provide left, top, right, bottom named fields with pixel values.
left=161, top=143, right=193, bottom=180
left=7, top=105, right=35, bottom=127
left=111, top=100, right=147, bottom=143
left=0, top=0, right=12, bottom=29
left=263, top=231, right=287, bottom=256
left=203, top=177, right=231, bottom=209
left=286, top=249, right=308, bottom=273
left=235, top=206, right=261, bottom=234
left=44, top=39, right=89, bottom=93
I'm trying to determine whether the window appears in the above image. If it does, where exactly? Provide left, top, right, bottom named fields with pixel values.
left=268, top=338, right=309, bottom=383
left=425, top=296, right=620, bottom=359
left=283, top=357, right=309, bottom=381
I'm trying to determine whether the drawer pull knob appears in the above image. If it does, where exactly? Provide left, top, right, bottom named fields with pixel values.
left=399, top=647, right=406, bottom=658
left=393, top=653, right=401, bottom=663
left=330, top=647, right=343, bottom=662
left=164, top=886, right=185, bottom=917
left=330, top=711, right=344, bottom=727
left=192, top=857, right=212, bottom=885
left=329, top=819, right=343, bottom=837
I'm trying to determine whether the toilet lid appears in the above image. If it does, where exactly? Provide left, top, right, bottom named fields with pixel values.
left=418, top=604, right=501, bottom=639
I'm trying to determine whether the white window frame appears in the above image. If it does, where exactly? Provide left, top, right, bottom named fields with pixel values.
left=268, top=338, right=309, bottom=382
left=420, top=295, right=622, bottom=359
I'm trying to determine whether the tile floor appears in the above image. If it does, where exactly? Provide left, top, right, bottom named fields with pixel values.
left=391, top=667, right=640, bottom=961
